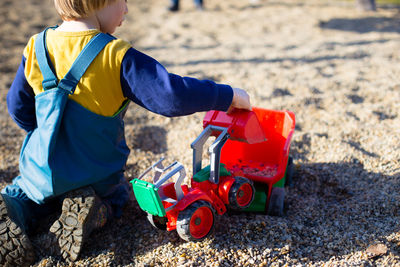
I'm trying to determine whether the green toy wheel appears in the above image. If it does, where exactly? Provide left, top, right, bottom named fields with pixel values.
left=176, top=200, right=215, bottom=241
left=228, top=176, right=255, bottom=210
left=147, top=213, right=168, bottom=231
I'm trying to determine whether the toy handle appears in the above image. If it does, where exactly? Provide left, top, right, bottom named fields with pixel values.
left=153, top=162, right=186, bottom=201
left=137, top=158, right=186, bottom=201
left=137, top=157, right=165, bottom=182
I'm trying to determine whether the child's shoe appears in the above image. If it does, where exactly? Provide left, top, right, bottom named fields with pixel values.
left=0, top=194, right=35, bottom=266
left=49, top=187, right=109, bottom=262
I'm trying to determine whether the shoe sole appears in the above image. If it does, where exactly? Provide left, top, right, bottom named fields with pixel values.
left=0, top=195, right=35, bottom=267
left=49, top=187, right=100, bottom=262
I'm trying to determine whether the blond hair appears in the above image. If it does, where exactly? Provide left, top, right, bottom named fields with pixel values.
left=54, top=0, right=117, bottom=20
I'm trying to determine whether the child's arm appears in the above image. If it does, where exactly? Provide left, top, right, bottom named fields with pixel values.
left=120, top=48, right=250, bottom=117
left=7, top=56, right=37, bottom=132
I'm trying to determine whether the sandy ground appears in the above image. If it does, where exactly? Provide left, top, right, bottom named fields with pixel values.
left=1, top=0, right=400, bottom=266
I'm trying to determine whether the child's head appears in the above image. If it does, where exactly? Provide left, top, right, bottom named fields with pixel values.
left=54, top=0, right=118, bottom=20
left=54, top=0, right=128, bottom=33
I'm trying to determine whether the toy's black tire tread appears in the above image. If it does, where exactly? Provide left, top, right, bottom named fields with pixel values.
left=267, top=187, right=285, bottom=216
left=176, top=200, right=215, bottom=242
left=147, top=213, right=167, bottom=231
left=228, top=176, right=255, bottom=210
left=285, top=156, right=294, bottom=187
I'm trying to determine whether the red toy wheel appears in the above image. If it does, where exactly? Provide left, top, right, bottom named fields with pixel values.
left=176, top=201, right=215, bottom=241
left=228, top=176, right=255, bottom=210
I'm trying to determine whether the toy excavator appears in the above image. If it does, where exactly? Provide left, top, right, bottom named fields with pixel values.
left=130, top=107, right=295, bottom=241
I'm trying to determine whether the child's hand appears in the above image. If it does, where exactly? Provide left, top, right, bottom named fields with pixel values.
left=227, top=88, right=252, bottom=114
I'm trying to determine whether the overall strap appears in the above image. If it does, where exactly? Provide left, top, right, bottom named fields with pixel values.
left=35, top=27, right=115, bottom=94
left=35, top=27, right=58, bottom=90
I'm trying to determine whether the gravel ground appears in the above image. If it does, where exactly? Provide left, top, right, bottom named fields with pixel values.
left=1, top=0, right=400, bottom=266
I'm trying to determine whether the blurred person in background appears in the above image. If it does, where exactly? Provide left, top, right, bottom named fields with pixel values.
left=356, top=0, right=376, bottom=11
left=168, top=0, right=204, bottom=11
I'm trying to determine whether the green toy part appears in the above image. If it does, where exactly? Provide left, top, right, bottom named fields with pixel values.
left=243, top=182, right=268, bottom=212
left=130, top=179, right=166, bottom=217
left=192, top=164, right=231, bottom=182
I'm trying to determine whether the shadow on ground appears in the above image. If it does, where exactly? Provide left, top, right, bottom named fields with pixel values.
left=67, top=160, right=400, bottom=265
left=319, top=16, right=400, bottom=33
left=131, top=125, right=168, bottom=154
left=0, top=166, right=19, bottom=184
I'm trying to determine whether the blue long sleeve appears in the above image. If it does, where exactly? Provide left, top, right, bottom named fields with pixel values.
left=7, top=56, right=36, bottom=132
left=7, top=48, right=234, bottom=132
left=120, top=48, right=233, bottom=117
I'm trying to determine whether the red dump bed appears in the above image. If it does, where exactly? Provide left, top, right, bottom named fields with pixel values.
left=203, top=107, right=295, bottom=185
left=203, top=108, right=267, bottom=144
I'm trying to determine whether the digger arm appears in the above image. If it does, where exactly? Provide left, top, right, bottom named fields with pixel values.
left=191, top=125, right=229, bottom=184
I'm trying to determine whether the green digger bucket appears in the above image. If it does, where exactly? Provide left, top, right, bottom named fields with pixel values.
left=131, top=179, right=166, bottom=217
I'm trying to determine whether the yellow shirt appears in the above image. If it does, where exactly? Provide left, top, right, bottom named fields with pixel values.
left=23, top=29, right=131, bottom=117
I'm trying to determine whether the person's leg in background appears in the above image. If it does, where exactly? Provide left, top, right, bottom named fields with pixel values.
left=168, top=0, right=179, bottom=11
left=194, top=0, right=204, bottom=10
left=356, top=0, right=376, bottom=11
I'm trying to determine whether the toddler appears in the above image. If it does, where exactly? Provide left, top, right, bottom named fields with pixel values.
left=1, top=0, right=251, bottom=265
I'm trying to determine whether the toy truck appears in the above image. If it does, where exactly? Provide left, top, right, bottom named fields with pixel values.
left=130, top=107, right=295, bottom=241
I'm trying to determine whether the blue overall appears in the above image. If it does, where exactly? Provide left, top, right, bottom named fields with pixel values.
left=2, top=28, right=131, bottom=233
